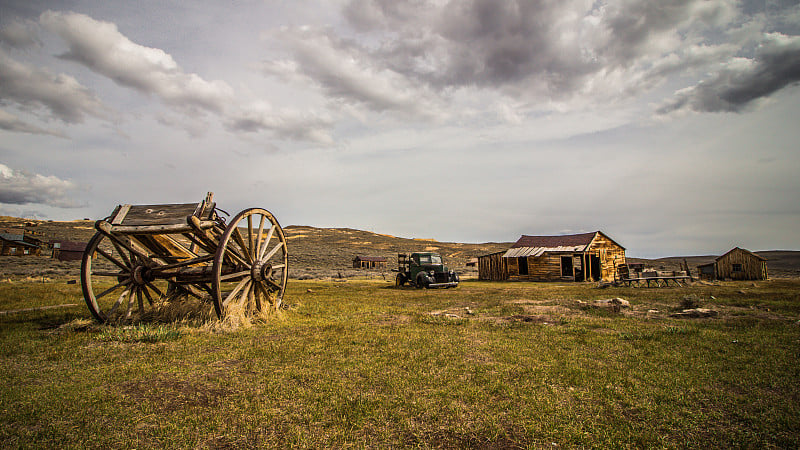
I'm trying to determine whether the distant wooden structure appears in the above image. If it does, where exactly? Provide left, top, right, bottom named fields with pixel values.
left=51, top=241, right=88, bottom=262
left=478, top=231, right=625, bottom=282
left=0, top=233, right=42, bottom=256
left=353, top=256, right=387, bottom=269
left=697, top=247, right=768, bottom=280
left=466, top=258, right=478, bottom=267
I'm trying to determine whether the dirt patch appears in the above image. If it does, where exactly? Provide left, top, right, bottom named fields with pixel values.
left=119, top=375, right=233, bottom=412
left=375, top=313, right=412, bottom=325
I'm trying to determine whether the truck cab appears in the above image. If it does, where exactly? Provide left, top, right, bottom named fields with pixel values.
left=395, top=252, right=459, bottom=288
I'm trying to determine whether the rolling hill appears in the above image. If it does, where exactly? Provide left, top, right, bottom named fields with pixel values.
left=1, top=216, right=797, bottom=279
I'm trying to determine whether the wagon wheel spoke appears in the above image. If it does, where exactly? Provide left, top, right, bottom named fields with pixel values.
left=222, top=277, right=251, bottom=307
left=220, top=270, right=250, bottom=281
left=91, top=270, right=128, bottom=278
left=141, top=284, right=155, bottom=306
left=258, top=225, right=277, bottom=260
left=95, top=247, right=129, bottom=272
left=232, top=227, right=254, bottom=264
left=247, top=215, right=255, bottom=259
left=95, top=279, right=131, bottom=301
left=253, top=281, right=266, bottom=310
left=144, top=280, right=164, bottom=298
left=224, top=244, right=250, bottom=267
left=109, top=287, right=131, bottom=317
left=136, top=287, right=145, bottom=315
left=110, top=239, right=131, bottom=267
left=255, top=215, right=267, bottom=258
left=125, top=288, right=135, bottom=318
left=262, top=241, right=283, bottom=263
left=263, top=278, right=283, bottom=292
left=255, top=281, right=274, bottom=308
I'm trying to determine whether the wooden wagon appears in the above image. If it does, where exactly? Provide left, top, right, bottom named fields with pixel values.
left=80, top=193, right=288, bottom=323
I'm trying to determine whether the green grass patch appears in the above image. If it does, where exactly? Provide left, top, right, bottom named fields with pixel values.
left=1, top=279, right=799, bottom=448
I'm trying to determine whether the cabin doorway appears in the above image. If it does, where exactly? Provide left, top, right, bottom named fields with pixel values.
left=590, top=255, right=601, bottom=281
left=560, top=256, right=573, bottom=277
left=518, top=257, right=528, bottom=275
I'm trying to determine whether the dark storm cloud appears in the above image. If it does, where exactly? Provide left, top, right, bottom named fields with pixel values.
left=273, top=0, right=799, bottom=118
left=658, top=34, right=800, bottom=114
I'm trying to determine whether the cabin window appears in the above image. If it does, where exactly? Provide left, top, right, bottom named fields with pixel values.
left=561, top=256, right=573, bottom=277
left=10, top=248, right=16, bottom=255
left=518, top=257, right=528, bottom=275
left=732, top=263, right=743, bottom=272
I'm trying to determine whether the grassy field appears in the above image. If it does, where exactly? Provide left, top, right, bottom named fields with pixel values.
left=2, top=279, right=799, bottom=448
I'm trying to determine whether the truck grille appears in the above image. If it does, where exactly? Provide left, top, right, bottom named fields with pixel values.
left=434, top=273, right=450, bottom=283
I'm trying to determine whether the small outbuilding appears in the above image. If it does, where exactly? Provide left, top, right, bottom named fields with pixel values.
left=478, top=231, right=626, bottom=282
left=353, top=256, right=387, bottom=269
left=0, top=233, right=42, bottom=256
left=51, top=241, right=89, bottom=262
left=697, top=247, right=768, bottom=280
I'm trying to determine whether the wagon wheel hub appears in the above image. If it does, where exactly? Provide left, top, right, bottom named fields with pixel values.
left=250, top=262, right=273, bottom=282
left=131, top=265, right=152, bottom=285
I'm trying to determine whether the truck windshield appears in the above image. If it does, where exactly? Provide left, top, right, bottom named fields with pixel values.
left=418, top=254, right=442, bottom=265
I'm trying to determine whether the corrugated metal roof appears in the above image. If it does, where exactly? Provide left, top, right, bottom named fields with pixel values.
left=503, top=245, right=587, bottom=258
left=511, top=232, right=598, bottom=248
left=0, top=234, right=40, bottom=248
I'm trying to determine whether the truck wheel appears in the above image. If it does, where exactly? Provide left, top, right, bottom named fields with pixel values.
left=396, top=273, right=406, bottom=287
left=416, top=275, right=429, bottom=289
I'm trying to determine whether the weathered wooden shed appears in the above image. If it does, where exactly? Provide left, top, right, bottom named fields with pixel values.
left=353, top=256, right=387, bottom=269
left=478, top=231, right=626, bottom=282
left=0, top=233, right=41, bottom=256
left=697, top=247, right=767, bottom=280
left=51, top=241, right=88, bottom=262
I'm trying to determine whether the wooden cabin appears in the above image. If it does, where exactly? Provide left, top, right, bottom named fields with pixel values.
left=0, top=233, right=42, bottom=256
left=697, top=247, right=767, bottom=280
left=479, top=231, right=626, bottom=282
left=353, top=256, right=387, bottom=269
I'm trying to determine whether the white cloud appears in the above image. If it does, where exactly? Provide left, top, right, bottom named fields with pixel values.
left=40, top=10, right=234, bottom=115
left=0, top=164, right=83, bottom=208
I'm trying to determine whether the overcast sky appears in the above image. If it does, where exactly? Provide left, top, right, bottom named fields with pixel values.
left=1, top=0, right=798, bottom=257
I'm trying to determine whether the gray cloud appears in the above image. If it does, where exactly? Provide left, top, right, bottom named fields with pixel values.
left=0, top=49, right=106, bottom=123
left=0, top=19, right=40, bottom=49
left=0, top=109, right=66, bottom=137
left=266, top=26, right=443, bottom=118
left=226, top=107, right=335, bottom=144
left=658, top=33, right=800, bottom=114
left=0, top=164, right=83, bottom=208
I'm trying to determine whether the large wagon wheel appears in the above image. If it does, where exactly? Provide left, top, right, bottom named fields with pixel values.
left=81, top=231, right=169, bottom=323
left=211, top=208, right=288, bottom=319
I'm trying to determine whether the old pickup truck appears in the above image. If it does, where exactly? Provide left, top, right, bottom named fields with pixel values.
left=395, top=252, right=459, bottom=288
